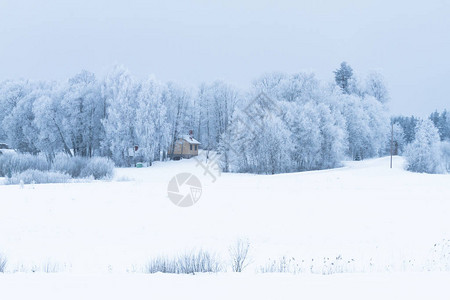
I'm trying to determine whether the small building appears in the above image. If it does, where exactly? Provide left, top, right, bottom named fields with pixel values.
left=0, top=143, right=16, bottom=155
left=169, top=134, right=201, bottom=160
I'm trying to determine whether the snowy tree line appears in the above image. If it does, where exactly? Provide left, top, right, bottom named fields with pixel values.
left=0, top=66, right=240, bottom=167
left=2, top=62, right=446, bottom=174
left=392, top=110, right=450, bottom=174
left=392, top=110, right=450, bottom=146
left=220, top=63, right=391, bottom=173
left=0, top=63, right=392, bottom=172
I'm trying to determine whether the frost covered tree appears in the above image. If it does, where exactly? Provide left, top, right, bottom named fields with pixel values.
left=1, top=81, right=49, bottom=153
left=0, top=80, right=30, bottom=143
left=221, top=68, right=389, bottom=174
left=278, top=73, right=320, bottom=103
left=164, top=82, right=192, bottom=156
left=221, top=94, right=292, bottom=174
left=196, top=81, right=239, bottom=151
left=229, top=113, right=292, bottom=174
left=316, top=103, right=347, bottom=168
left=388, top=123, right=406, bottom=155
left=365, top=72, right=389, bottom=103
left=101, top=66, right=139, bottom=166
left=61, top=70, right=103, bottom=157
left=221, top=89, right=347, bottom=173
left=392, top=115, right=419, bottom=144
left=0, top=64, right=396, bottom=174
left=441, top=141, right=450, bottom=172
left=196, top=83, right=211, bottom=149
left=210, top=82, right=238, bottom=147
left=334, top=62, right=354, bottom=94
left=405, top=119, right=444, bottom=174
left=430, top=110, right=450, bottom=141
left=340, top=95, right=371, bottom=160
left=135, top=77, right=169, bottom=164
left=285, top=101, right=322, bottom=170
left=252, top=72, right=319, bottom=104
left=254, top=115, right=293, bottom=174
left=339, top=94, right=388, bottom=160
left=284, top=101, right=346, bottom=170
left=362, top=96, right=390, bottom=157
left=251, top=72, right=286, bottom=100
left=33, top=93, right=72, bottom=157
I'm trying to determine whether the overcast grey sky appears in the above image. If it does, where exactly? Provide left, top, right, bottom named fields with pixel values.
left=1, top=0, right=449, bottom=116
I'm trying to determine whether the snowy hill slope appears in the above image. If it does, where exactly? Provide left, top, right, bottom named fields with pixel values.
left=0, top=155, right=450, bottom=299
left=0, top=155, right=449, bottom=272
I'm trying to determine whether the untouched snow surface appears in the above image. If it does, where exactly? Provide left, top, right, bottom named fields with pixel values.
left=0, top=154, right=449, bottom=298
left=1, top=272, right=450, bottom=300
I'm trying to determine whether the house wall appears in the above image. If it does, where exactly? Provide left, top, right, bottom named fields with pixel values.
left=169, top=139, right=199, bottom=158
left=169, top=140, right=183, bottom=155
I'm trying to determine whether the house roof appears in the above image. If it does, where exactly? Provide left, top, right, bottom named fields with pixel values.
left=0, top=143, right=16, bottom=154
left=0, top=149, right=16, bottom=155
left=180, top=135, right=201, bottom=145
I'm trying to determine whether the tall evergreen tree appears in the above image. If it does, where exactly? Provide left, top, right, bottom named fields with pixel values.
left=334, top=62, right=354, bottom=94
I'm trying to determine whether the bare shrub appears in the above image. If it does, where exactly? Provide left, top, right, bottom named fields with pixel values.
left=146, top=249, right=222, bottom=274
left=51, top=153, right=88, bottom=178
left=0, top=153, right=14, bottom=177
left=26, top=261, right=67, bottom=273
left=0, top=153, right=49, bottom=177
left=259, top=256, right=300, bottom=274
left=6, top=170, right=71, bottom=185
left=146, top=256, right=177, bottom=274
left=41, top=261, right=63, bottom=273
left=229, top=238, right=250, bottom=272
left=428, top=239, right=450, bottom=271
left=0, top=253, right=7, bottom=272
left=259, top=255, right=357, bottom=275
left=318, top=255, right=356, bottom=275
left=80, top=157, right=115, bottom=179
left=178, top=249, right=222, bottom=274
left=1, top=153, right=114, bottom=182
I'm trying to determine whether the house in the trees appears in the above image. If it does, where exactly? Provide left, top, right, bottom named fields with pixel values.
left=168, top=133, right=201, bottom=160
left=0, top=143, right=16, bottom=155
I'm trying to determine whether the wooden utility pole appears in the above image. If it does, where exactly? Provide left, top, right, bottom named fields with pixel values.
left=390, top=122, right=393, bottom=169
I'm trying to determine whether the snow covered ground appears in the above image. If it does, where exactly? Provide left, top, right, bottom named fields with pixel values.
left=1, top=272, right=450, bottom=300
left=0, top=153, right=450, bottom=299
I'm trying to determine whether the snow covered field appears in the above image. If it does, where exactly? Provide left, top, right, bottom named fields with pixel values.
left=1, top=272, right=450, bottom=300
left=1, top=154, right=450, bottom=299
